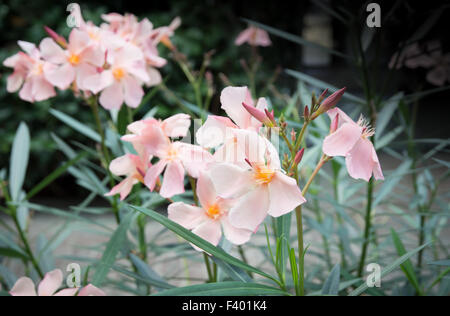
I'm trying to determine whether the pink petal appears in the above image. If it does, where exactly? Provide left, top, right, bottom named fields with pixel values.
left=160, top=161, right=185, bottom=198
left=196, top=171, right=217, bottom=209
left=254, top=29, right=271, bottom=46
left=31, top=76, right=56, bottom=101
left=426, top=66, right=447, bottom=86
left=53, top=288, right=79, bottom=296
left=220, top=86, right=253, bottom=129
left=162, top=113, right=191, bottom=138
left=196, top=115, right=236, bottom=148
left=235, top=28, right=253, bottom=46
left=39, top=38, right=66, bottom=64
left=78, top=284, right=106, bottom=296
left=99, top=81, right=124, bottom=110
left=345, top=138, right=376, bottom=182
left=209, top=163, right=254, bottom=199
left=75, top=63, right=98, bottom=91
left=7, top=71, right=24, bottom=92
left=177, top=143, right=214, bottom=178
left=18, top=79, right=33, bottom=102
left=221, top=216, right=253, bottom=245
left=146, top=67, right=162, bottom=86
left=168, top=202, right=206, bottom=230
left=43, top=63, right=75, bottom=90
left=371, top=145, right=384, bottom=181
left=80, top=46, right=105, bottom=67
left=228, top=185, right=270, bottom=231
left=68, top=29, right=90, bottom=55
left=123, top=76, right=144, bottom=108
left=38, top=269, right=63, bottom=296
left=268, top=172, right=306, bottom=217
left=83, top=70, right=114, bottom=94
left=144, top=159, right=167, bottom=191
left=109, top=154, right=136, bottom=176
left=326, top=108, right=355, bottom=127
left=10, top=277, right=37, bottom=296
left=322, top=122, right=362, bottom=157
left=191, top=219, right=222, bottom=250
left=105, top=178, right=134, bottom=200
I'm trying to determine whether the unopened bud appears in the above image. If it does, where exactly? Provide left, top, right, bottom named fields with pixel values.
left=294, top=148, right=305, bottom=165
left=318, top=88, right=329, bottom=104
left=264, top=109, right=277, bottom=126
left=290, top=128, right=296, bottom=142
left=311, top=87, right=346, bottom=120
left=243, top=102, right=272, bottom=126
left=44, top=26, right=67, bottom=48
left=303, top=105, right=310, bottom=120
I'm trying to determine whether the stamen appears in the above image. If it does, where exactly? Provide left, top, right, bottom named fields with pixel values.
left=357, top=115, right=375, bottom=138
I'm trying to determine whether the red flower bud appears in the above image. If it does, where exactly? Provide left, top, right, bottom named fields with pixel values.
left=44, top=26, right=67, bottom=48
left=311, top=87, right=346, bottom=120
left=294, top=148, right=305, bottom=165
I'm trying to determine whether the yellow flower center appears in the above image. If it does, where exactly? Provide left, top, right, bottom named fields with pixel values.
left=112, top=67, right=126, bottom=81
left=166, top=146, right=179, bottom=161
left=133, top=172, right=145, bottom=184
left=253, top=165, right=275, bottom=184
left=206, top=204, right=221, bottom=219
left=68, top=54, right=80, bottom=65
left=33, top=63, right=44, bottom=75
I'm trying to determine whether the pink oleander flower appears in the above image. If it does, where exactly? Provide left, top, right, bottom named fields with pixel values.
left=235, top=26, right=271, bottom=47
left=9, top=269, right=105, bottom=296
left=105, top=144, right=151, bottom=200
left=196, top=86, right=268, bottom=166
left=209, top=130, right=306, bottom=231
left=39, top=28, right=105, bottom=90
left=322, top=108, right=384, bottom=182
left=150, top=17, right=181, bottom=50
left=85, top=44, right=150, bottom=110
left=121, top=114, right=213, bottom=198
left=168, top=171, right=252, bottom=250
left=3, top=41, right=56, bottom=102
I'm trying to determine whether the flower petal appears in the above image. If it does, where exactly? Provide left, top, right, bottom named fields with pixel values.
left=322, top=122, right=362, bottom=157
left=99, top=81, right=124, bottom=110
left=123, top=76, right=144, bottom=108
left=43, top=63, right=75, bottom=90
left=160, top=160, right=185, bottom=198
left=191, top=219, right=222, bottom=250
left=162, top=113, right=191, bottom=138
left=196, top=171, right=217, bottom=209
left=39, top=38, right=66, bottom=64
left=220, top=86, right=253, bottom=129
left=209, top=163, right=254, bottom=199
left=144, top=159, right=167, bottom=191
left=268, top=172, right=306, bottom=217
left=177, top=143, right=214, bottom=178
left=78, top=284, right=106, bottom=296
left=196, top=115, right=236, bottom=148
left=38, top=269, right=63, bottom=296
left=345, top=138, right=375, bottom=182
left=9, top=277, right=37, bottom=296
left=53, top=288, right=79, bottom=296
left=109, top=154, right=135, bottom=176
left=221, top=215, right=253, bottom=245
left=228, top=185, right=270, bottom=231
left=168, top=202, right=206, bottom=230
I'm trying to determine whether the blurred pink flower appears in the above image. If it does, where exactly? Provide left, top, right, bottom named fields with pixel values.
left=322, top=108, right=384, bottom=182
left=105, top=149, right=151, bottom=200
left=235, top=26, right=271, bottom=47
left=40, top=28, right=105, bottom=90
left=168, top=171, right=252, bottom=249
left=85, top=44, right=150, bottom=110
left=78, top=284, right=106, bottom=296
left=210, top=130, right=306, bottom=231
left=3, top=41, right=56, bottom=102
left=196, top=86, right=268, bottom=166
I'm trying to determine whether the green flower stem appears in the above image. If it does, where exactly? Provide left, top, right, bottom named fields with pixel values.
left=88, top=98, right=120, bottom=224
left=357, top=178, right=374, bottom=277
left=203, top=252, right=213, bottom=282
left=1, top=181, right=44, bottom=278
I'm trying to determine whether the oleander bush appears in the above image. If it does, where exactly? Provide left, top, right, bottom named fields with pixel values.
left=0, top=1, right=449, bottom=296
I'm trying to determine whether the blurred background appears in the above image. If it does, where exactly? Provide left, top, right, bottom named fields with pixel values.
left=1, top=0, right=449, bottom=202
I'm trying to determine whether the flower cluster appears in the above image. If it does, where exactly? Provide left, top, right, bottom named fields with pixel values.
left=3, top=12, right=179, bottom=109
left=9, top=269, right=105, bottom=296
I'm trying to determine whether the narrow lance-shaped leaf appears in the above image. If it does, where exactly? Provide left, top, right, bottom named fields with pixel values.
left=9, top=122, right=30, bottom=201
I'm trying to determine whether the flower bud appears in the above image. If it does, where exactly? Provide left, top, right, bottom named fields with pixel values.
left=311, top=87, right=346, bottom=120
left=290, top=128, right=296, bottom=142
left=243, top=102, right=272, bottom=126
left=44, top=26, right=67, bottom=48
left=264, top=109, right=277, bottom=126
left=294, top=148, right=305, bottom=165
left=303, top=105, right=310, bottom=120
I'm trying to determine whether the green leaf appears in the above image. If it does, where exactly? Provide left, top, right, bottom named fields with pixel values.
left=131, top=205, right=280, bottom=285
left=376, top=93, right=403, bottom=139
left=210, top=255, right=253, bottom=283
left=349, top=241, right=432, bottom=296
left=321, top=264, right=341, bottom=295
left=428, top=260, right=450, bottom=267
left=0, top=247, right=29, bottom=260
left=375, top=126, right=404, bottom=149
left=289, top=248, right=300, bottom=296
left=243, top=18, right=351, bottom=60
left=49, top=108, right=110, bottom=146
left=152, top=281, right=289, bottom=296
left=25, top=152, right=88, bottom=201
left=390, top=229, right=423, bottom=295
left=129, top=254, right=174, bottom=289
left=373, top=160, right=412, bottom=206
left=9, top=122, right=30, bottom=201
left=91, top=211, right=136, bottom=287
